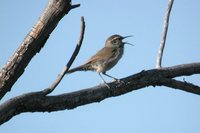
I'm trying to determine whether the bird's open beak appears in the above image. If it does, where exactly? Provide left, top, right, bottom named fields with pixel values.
left=123, top=35, right=133, bottom=39
left=122, top=35, right=134, bottom=46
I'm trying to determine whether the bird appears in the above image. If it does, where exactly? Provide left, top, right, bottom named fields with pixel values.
left=67, top=34, right=133, bottom=87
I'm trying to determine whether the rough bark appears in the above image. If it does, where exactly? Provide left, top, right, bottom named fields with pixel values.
left=0, top=0, right=79, bottom=100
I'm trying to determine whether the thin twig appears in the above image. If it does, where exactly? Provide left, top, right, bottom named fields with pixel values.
left=156, top=0, right=174, bottom=68
left=70, top=4, right=81, bottom=10
left=42, top=16, right=85, bottom=95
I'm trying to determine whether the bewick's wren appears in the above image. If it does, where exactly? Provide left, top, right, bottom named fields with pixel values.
left=67, top=34, right=132, bottom=87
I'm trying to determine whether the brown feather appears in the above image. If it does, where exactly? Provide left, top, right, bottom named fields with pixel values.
left=85, top=47, right=115, bottom=64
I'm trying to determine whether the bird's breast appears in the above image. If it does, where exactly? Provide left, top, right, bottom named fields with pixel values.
left=102, top=47, right=124, bottom=72
left=87, top=47, right=124, bottom=73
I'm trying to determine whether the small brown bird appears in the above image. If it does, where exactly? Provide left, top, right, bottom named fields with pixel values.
left=67, top=34, right=133, bottom=87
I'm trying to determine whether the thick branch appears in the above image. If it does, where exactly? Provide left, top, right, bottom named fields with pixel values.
left=0, top=62, right=199, bottom=125
left=156, top=0, right=174, bottom=68
left=0, top=0, right=80, bottom=100
left=42, top=16, right=85, bottom=95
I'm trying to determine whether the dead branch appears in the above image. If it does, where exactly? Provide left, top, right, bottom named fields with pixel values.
left=0, top=62, right=199, bottom=125
left=161, top=78, right=200, bottom=94
left=156, top=0, right=174, bottom=68
left=42, top=16, right=85, bottom=95
left=0, top=0, right=80, bottom=100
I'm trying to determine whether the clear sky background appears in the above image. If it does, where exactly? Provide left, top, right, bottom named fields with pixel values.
left=0, top=0, right=200, bottom=133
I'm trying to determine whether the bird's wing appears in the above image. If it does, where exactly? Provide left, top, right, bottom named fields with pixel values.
left=85, top=47, right=115, bottom=64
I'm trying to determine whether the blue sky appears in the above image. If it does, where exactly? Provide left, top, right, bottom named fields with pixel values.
left=0, top=0, right=200, bottom=133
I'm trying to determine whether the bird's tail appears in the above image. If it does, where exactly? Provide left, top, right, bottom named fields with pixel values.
left=66, top=64, right=91, bottom=74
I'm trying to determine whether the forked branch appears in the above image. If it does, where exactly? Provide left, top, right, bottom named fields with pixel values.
left=0, top=62, right=200, bottom=125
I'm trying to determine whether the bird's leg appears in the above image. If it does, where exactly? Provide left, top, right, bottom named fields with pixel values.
left=102, top=72, right=124, bottom=83
left=98, top=73, right=110, bottom=88
left=102, top=72, right=119, bottom=81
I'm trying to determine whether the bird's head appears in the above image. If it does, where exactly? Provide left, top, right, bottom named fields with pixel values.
left=105, top=34, right=133, bottom=48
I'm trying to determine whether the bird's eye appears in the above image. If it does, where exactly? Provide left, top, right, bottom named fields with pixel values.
left=112, top=39, right=119, bottom=44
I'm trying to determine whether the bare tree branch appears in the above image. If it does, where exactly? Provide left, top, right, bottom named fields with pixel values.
left=156, top=0, right=174, bottom=68
left=160, top=78, right=200, bottom=94
left=0, top=62, right=199, bottom=125
left=42, top=16, right=85, bottom=95
left=0, top=0, right=80, bottom=100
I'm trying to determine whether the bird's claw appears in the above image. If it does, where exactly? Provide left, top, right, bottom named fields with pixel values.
left=104, top=82, right=111, bottom=89
left=113, top=78, right=125, bottom=84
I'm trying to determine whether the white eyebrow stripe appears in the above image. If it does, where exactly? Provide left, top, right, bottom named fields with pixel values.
left=111, top=37, right=120, bottom=41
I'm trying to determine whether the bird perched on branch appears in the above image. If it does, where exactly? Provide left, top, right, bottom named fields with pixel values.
left=67, top=34, right=133, bottom=87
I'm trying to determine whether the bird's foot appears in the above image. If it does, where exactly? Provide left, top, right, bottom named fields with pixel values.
left=113, top=78, right=125, bottom=84
left=103, top=82, right=111, bottom=89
